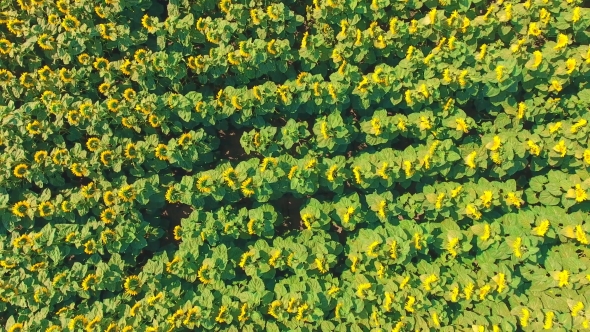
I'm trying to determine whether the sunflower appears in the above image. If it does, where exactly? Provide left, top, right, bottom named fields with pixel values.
left=123, top=88, right=136, bottom=101
left=121, top=117, right=135, bottom=129
left=124, top=143, right=137, bottom=159
left=84, top=138, right=100, bottom=153
left=100, top=207, right=116, bottom=224
left=101, top=229, right=116, bottom=244
left=70, top=163, right=87, bottom=177
left=81, top=182, right=97, bottom=199
left=49, top=102, right=65, bottom=115
left=79, top=102, right=93, bottom=117
left=118, top=185, right=136, bottom=202
left=173, top=225, right=182, bottom=240
left=93, top=57, right=109, bottom=71
left=100, top=150, right=113, bottom=166
left=100, top=228, right=117, bottom=244
left=38, top=66, right=53, bottom=81
left=77, top=53, right=90, bottom=66
left=7, top=323, right=23, bottom=332
left=19, top=72, right=34, bottom=88
left=34, top=150, right=48, bottom=163
left=98, top=82, right=111, bottom=95
left=26, top=120, right=42, bottom=135
left=59, top=68, right=74, bottom=83
left=178, top=133, right=192, bottom=147
left=51, top=149, right=68, bottom=165
left=65, top=232, right=76, bottom=242
left=0, top=38, right=13, bottom=54
left=7, top=19, right=24, bottom=36
left=17, top=0, right=34, bottom=10
left=135, top=104, right=151, bottom=115
left=103, top=191, right=115, bottom=206
left=61, top=200, right=72, bottom=213
left=124, top=275, right=142, bottom=296
left=37, top=33, right=54, bottom=50
left=48, top=14, right=60, bottom=25
left=154, top=144, right=169, bottom=161
left=84, top=239, right=96, bottom=254
left=165, top=186, right=177, bottom=203
left=0, top=69, right=14, bottom=84
left=98, top=23, right=117, bottom=41
left=67, top=110, right=81, bottom=126
left=33, top=287, right=49, bottom=303
left=13, top=164, right=28, bottom=178
left=82, top=274, right=98, bottom=291
left=38, top=201, right=55, bottom=217
left=12, top=201, right=30, bottom=218
left=61, top=15, right=80, bottom=32
left=120, top=59, right=132, bottom=75
left=141, top=15, right=158, bottom=33
left=40, top=91, right=55, bottom=105
left=95, top=6, right=106, bottom=18
left=56, top=0, right=68, bottom=13
left=134, top=49, right=148, bottom=63
left=148, top=114, right=160, bottom=128
left=13, top=234, right=33, bottom=248
left=107, top=99, right=119, bottom=112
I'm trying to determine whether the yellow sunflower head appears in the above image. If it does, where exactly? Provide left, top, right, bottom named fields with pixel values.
left=98, top=82, right=111, bottom=95
left=134, top=49, right=148, bottom=63
left=103, top=191, right=115, bottom=206
left=84, top=239, right=96, bottom=254
left=148, top=114, right=160, bottom=128
left=7, top=19, right=25, bottom=36
left=37, top=33, right=54, bottom=50
left=61, top=15, right=80, bottom=32
left=26, top=120, right=42, bottom=135
left=70, top=163, right=87, bottom=177
left=100, top=207, right=116, bottom=224
left=81, top=182, right=97, bottom=199
left=59, top=68, right=74, bottom=83
left=178, top=133, right=192, bottom=147
left=100, top=150, right=113, bottom=166
left=38, top=201, right=55, bottom=217
left=106, top=99, right=119, bottom=112
left=51, top=148, right=68, bottom=165
left=118, top=62, right=131, bottom=78
left=20, top=72, right=35, bottom=88
left=124, top=275, right=142, bottom=296
left=13, top=164, right=28, bottom=178
left=12, top=200, right=30, bottom=218
left=0, top=38, right=13, bottom=54
left=78, top=53, right=90, bottom=65
left=95, top=6, right=106, bottom=18
left=118, top=185, right=136, bottom=202
left=48, top=14, right=60, bottom=25
left=61, top=200, right=72, bottom=213
left=38, top=66, right=53, bottom=81
left=101, top=229, right=116, bottom=244
left=121, top=117, right=135, bottom=129
left=123, top=88, right=136, bottom=101
left=154, top=144, right=169, bottom=161
left=93, top=57, right=110, bottom=71
left=0, top=69, right=14, bottom=83
left=86, top=137, right=100, bottom=152
left=67, top=110, right=81, bottom=125
left=34, top=150, right=48, bottom=163
left=124, top=143, right=138, bottom=159
left=56, top=0, right=68, bottom=13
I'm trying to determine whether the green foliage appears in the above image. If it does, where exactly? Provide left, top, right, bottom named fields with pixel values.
left=1, top=0, right=590, bottom=331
